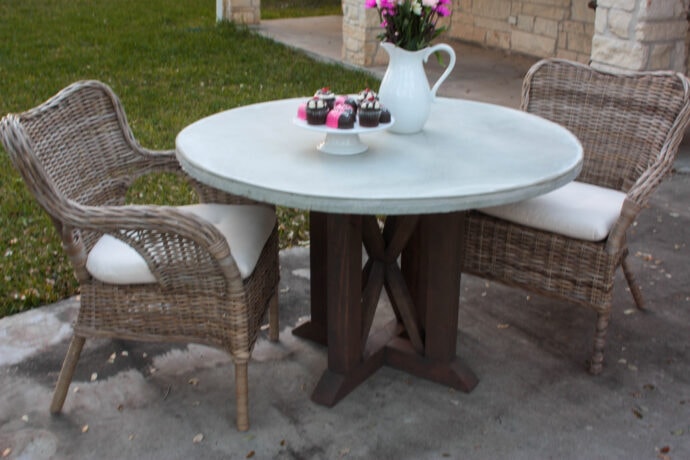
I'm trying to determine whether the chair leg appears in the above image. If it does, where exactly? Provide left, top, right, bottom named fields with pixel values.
left=621, top=251, right=645, bottom=310
left=268, top=292, right=279, bottom=342
left=588, top=311, right=610, bottom=375
left=235, top=361, right=249, bottom=431
left=50, top=335, right=86, bottom=414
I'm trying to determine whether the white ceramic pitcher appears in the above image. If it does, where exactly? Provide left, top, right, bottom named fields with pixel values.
left=378, top=42, right=456, bottom=134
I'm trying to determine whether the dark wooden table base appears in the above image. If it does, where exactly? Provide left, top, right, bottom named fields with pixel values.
left=292, top=211, right=478, bottom=407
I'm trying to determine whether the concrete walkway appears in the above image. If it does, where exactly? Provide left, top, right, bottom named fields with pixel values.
left=1, top=16, right=689, bottom=460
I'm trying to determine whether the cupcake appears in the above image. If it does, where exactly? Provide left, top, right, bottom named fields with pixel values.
left=296, top=102, right=307, bottom=120
left=356, top=88, right=377, bottom=103
left=305, top=98, right=329, bottom=125
left=379, top=107, right=392, bottom=124
left=314, top=87, right=336, bottom=109
left=334, top=95, right=358, bottom=114
left=342, top=96, right=359, bottom=115
left=326, top=104, right=356, bottom=129
left=358, top=98, right=382, bottom=127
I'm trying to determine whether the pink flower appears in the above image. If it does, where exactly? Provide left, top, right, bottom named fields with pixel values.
left=435, top=5, right=450, bottom=16
left=365, top=0, right=378, bottom=8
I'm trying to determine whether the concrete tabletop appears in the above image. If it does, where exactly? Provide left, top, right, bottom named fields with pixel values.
left=176, top=97, right=582, bottom=214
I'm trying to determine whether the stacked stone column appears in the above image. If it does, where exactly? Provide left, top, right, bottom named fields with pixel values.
left=591, top=0, right=689, bottom=72
left=217, top=0, right=261, bottom=25
left=342, top=0, right=388, bottom=66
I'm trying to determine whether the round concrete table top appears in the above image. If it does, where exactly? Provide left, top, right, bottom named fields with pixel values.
left=176, top=97, right=582, bottom=215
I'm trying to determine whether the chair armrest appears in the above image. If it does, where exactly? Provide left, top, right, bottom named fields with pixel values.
left=129, top=148, right=264, bottom=206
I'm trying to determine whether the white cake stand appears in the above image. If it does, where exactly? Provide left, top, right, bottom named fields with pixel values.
left=293, top=117, right=394, bottom=155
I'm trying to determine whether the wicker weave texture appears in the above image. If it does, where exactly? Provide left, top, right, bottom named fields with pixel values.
left=463, top=59, right=690, bottom=374
left=0, top=80, right=280, bottom=430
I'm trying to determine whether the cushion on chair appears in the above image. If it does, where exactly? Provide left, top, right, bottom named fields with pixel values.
left=478, top=181, right=626, bottom=241
left=85, top=204, right=276, bottom=284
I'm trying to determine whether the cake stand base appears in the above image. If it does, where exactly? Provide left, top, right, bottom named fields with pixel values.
left=317, top=132, right=368, bottom=155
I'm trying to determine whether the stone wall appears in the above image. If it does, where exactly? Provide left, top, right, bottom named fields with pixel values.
left=449, top=0, right=595, bottom=63
left=591, top=0, right=689, bottom=72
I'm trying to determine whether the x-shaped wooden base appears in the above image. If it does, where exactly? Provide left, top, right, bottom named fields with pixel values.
left=292, top=211, right=478, bottom=406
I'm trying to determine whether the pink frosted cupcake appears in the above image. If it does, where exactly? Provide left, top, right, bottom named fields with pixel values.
left=326, top=104, right=356, bottom=129
left=296, top=101, right=307, bottom=120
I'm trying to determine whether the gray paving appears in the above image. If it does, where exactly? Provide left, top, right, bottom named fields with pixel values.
left=2, top=16, right=690, bottom=460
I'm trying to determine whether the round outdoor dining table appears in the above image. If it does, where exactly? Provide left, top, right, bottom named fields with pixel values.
left=176, top=97, right=583, bottom=406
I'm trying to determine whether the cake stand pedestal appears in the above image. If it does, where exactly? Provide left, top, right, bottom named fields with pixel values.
left=293, top=118, right=394, bottom=155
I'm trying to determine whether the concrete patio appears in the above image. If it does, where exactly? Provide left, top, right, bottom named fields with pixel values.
left=1, top=16, right=689, bottom=460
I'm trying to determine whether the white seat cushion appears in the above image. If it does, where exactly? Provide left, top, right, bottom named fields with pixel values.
left=479, top=181, right=626, bottom=242
left=86, top=204, right=276, bottom=284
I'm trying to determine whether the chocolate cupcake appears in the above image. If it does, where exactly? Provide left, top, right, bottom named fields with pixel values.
left=379, top=108, right=392, bottom=124
left=314, top=87, right=336, bottom=109
left=305, top=98, right=329, bottom=125
left=358, top=98, right=382, bottom=127
left=356, top=88, right=377, bottom=104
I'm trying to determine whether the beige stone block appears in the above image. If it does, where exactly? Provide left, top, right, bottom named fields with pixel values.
left=342, top=35, right=362, bottom=54
left=486, top=30, right=511, bottom=49
left=649, top=43, right=673, bottom=69
left=594, top=7, right=608, bottom=34
left=674, top=40, right=688, bottom=72
left=596, top=0, right=636, bottom=12
left=454, top=25, right=488, bottom=44
left=475, top=16, right=513, bottom=32
left=608, top=10, right=633, bottom=39
left=457, top=0, right=472, bottom=11
left=562, top=21, right=585, bottom=34
left=635, top=20, right=688, bottom=42
left=591, top=35, right=648, bottom=70
left=453, top=12, right=475, bottom=26
left=365, top=9, right=381, bottom=27
left=511, top=30, right=556, bottom=56
left=342, top=23, right=364, bottom=41
left=517, top=14, right=534, bottom=32
left=520, top=4, right=567, bottom=21
left=234, top=11, right=259, bottom=25
left=521, top=0, right=568, bottom=6
left=557, top=49, right=591, bottom=64
left=571, top=0, right=596, bottom=22
left=534, top=18, right=559, bottom=38
left=555, top=49, right=580, bottom=61
left=567, top=32, right=593, bottom=54
left=511, top=0, right=521, bottom=16
left=558, top=30, right=568, bottom=47
left=474, top=0, right=512, bottom=19
left=638, top=0, right=687, bottom=20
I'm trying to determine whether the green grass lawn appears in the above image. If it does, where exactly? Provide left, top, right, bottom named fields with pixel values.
left=0, top=0, right=375, bottom=317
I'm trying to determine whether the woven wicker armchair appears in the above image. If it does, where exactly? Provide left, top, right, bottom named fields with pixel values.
left=463, top=59, right=690, bottom=374
left=0, top=80, right=280, bottom=431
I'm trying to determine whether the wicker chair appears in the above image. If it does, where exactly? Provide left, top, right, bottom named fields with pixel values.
left=0, top=80, right=280, bottom=431
left=462, top=59, right=690, bottom=374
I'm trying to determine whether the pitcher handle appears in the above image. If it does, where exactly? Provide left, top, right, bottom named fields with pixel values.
left=424, top=44, right=456, bottom=99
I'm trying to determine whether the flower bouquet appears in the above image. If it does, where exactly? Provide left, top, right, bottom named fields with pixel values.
left=365, top=0, right=452, bottom=52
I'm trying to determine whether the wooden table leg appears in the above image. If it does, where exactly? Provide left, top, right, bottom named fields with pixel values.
left=292, top=211, right=329, bottom=345
left=309, top=214, right=386, bottom=406
left=389, top=211, right=478, bottom=392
